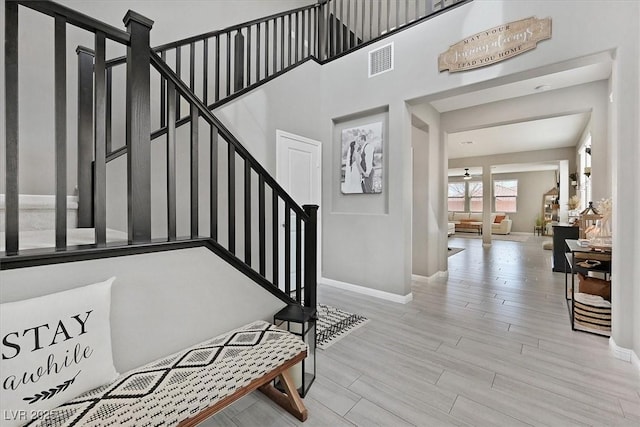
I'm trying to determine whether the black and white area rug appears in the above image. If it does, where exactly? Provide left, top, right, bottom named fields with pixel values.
left=448, top=247, right=464, bottom=257
left=316, top=304, right=369, bottom=350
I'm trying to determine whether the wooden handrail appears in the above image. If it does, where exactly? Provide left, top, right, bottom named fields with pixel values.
left=17, top=1, right=130, bottom=44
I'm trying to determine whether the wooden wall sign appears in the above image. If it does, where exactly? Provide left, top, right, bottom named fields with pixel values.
left=438, top=16, right=552, bottom=72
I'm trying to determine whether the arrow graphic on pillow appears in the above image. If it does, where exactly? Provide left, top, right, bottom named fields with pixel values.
left=22, top=371, right=80, bottom=404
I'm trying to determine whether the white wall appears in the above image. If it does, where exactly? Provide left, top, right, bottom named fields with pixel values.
left=314, top=0, right=638, bottom=356
left=0, top=247, right=286, bottom=372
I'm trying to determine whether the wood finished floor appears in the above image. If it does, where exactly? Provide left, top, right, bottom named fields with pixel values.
left=201, top=235, right=640, bottom=426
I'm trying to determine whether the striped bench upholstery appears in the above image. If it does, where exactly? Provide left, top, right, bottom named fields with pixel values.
left=30, top=321, right=307, bottom=426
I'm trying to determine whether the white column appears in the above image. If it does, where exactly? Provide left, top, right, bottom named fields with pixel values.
left=559, top=160, right=569, bottom=223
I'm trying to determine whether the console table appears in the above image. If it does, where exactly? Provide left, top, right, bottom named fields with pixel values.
left=564, top=239, right=612, bottom=336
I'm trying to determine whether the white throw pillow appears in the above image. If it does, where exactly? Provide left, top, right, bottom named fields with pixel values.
left=1, top=277, right=118, bottom=427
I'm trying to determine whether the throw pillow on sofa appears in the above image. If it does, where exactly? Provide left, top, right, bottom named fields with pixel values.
left=494, top=215, right=506, bottom=224
left=0, top=277, right=118, bottom=427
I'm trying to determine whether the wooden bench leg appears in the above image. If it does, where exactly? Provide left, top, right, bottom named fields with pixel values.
left=259, top=368, right=308, bottom=422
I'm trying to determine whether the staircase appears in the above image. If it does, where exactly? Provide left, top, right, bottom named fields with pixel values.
left=2, top=0, right=468, bottom=306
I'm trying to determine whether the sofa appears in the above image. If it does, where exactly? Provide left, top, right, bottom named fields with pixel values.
left=448, top=212, right=513, bottom=235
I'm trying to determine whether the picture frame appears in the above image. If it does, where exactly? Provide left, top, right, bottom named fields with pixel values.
left=340, top=121, right=384, bottom=194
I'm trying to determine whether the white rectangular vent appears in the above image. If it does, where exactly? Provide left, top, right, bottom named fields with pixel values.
left=368, top=42, right=394, bottom=78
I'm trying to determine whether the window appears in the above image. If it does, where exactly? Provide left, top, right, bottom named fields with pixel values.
left=468, top=182, right=483, bottom=212
left=494, top=179, right=518, bottom=212
left=447, top=182, right=465, bottom=211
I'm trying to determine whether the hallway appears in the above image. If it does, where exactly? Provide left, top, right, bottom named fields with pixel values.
left=204, top=236, right=639, bottom=426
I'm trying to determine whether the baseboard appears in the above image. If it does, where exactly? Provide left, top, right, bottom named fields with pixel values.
left=320, top=277, right=413, bottom=304
left=412, top=271, right=447, bottom=283
left=609, top=337, right=640, bottom=371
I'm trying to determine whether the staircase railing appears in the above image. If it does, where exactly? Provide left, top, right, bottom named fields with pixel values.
left=3, top=0, right=317, bottom=308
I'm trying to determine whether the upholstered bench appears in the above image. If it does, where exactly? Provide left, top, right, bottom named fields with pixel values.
left=29, top=321, right=308, bottom=426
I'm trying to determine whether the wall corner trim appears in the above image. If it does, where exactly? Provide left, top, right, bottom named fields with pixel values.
left=609, top=337, right=640, bottom=372
left=320, top=277, right=413, bottom=304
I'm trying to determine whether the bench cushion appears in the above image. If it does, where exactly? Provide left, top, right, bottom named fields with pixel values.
left=30, top=320, right=306, bottom=426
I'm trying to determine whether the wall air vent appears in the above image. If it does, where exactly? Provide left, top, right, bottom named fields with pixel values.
left=368, top=42, right=394, bottom=78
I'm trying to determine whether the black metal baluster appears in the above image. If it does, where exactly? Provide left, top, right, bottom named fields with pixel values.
left=337, top=0, right=342, bottom=53
left=273, top=19, right=278, bottom=74
left=175, top=46, right=181, bottom=119
left=370, top=0, right=374, bottom=40
left=331, top=0, right=337, bottom=56
left=160, top=50, right=166, bottom=127
left=295, top=213, right=302, bottom=302
left=203, top=39, right=208, bottom=106
left=76, top=47, right=94, bottom=228
left=210, top=127, right=218, bottom=240
left=228, top=144, right=235, bottom=254
left=284, top=202, right=291, bottom=296
left=280, top=16, right=285, bottom=70
left=265, top=20, right=270, bottom=76
left=189, top=42, right=195, bottom=92
left=234, top=30, right=244, bottom=92
left=94, top=31, right=107, bottom=246
left=215, top=36, right=220, bottom=102
left=302, top=10, right=306, bottom=58
left=166, top=81, right=176, bottom=240
left=54, top=14, right=67, bottom=250
left=258, top=175, right=266, bottom=276
left=272, top=191, right=279, bottom=286
left=106, top=67, right=112, bottom=153
left=404, top=0, right=408, bottom=25
left=226, top=32, right=231, bottom=96
left=246, top=26, right=251, bottom=86
left=287, top=14, right=291, bottom=67
left=244, top=158, right=251, bottom=265
left=190, top=105, right=199, bottom=238
left=346, top=0, right=351, bottom=50
left=256, top=24, right=261, bottom=81
left=4, top=0, right=18, bottom=255
left=360, top=0, right=365, bottom=43
left=295, top=12, right=299, bottom=63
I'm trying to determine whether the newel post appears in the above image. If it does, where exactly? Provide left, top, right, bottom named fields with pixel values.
left=302, top=204, right=319, bottom=310
left=124, top=11, right=154, bottom=243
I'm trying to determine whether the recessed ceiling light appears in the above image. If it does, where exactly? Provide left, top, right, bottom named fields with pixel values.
left=534, top=84, right=551, bottom=91
left=459, top=141, right=473, bottom=145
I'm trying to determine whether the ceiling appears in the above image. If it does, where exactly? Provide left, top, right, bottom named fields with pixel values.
left=447, top=112, right=591, bottom=159
left=426, top=57, right=612, bottom=177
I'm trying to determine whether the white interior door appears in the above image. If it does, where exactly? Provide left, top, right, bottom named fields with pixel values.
left=276, top=130, right=321, bottom=295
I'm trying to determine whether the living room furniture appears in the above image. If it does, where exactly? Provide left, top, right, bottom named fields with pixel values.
left=534, top=225, right=543, bottom=236
left=448, top=212, right=512, bottom=235
left=551, top=223, right=579, bottom=272
left=564, top=239, right=612, bottom=336
left=447, top=222, right=455, bottom=236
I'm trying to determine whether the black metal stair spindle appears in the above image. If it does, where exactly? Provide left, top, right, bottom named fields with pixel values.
left=54, top=14, right=67, bottom=250
left=215, top=35, right=220, bottom=102
left=203, top=39, right=208, bottom=105
left=272, top=190, right=279, bottom=286
left=175, top=46, right=181, bottom=119
left=76, top=46, right=94, bottom=229
left=228, top=144, right=236, bottom=254
left=256, top=24, right=261, bottom=81
left=166, top=80, right=177, bottom=240
left=295, top=213, right=302, bottom=302
left=244, top=158, right=252, bottom=265
left=284, top=202, right=291, bottom=296
left=190, top=105, right=199, bottom=238
left=210, top=127, right=219, bottom=240
left=246, top=25, right=251, bottom=86
left=160, top=50, right=166, bottom=128
left=258, top=175, right=266, bottom=276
